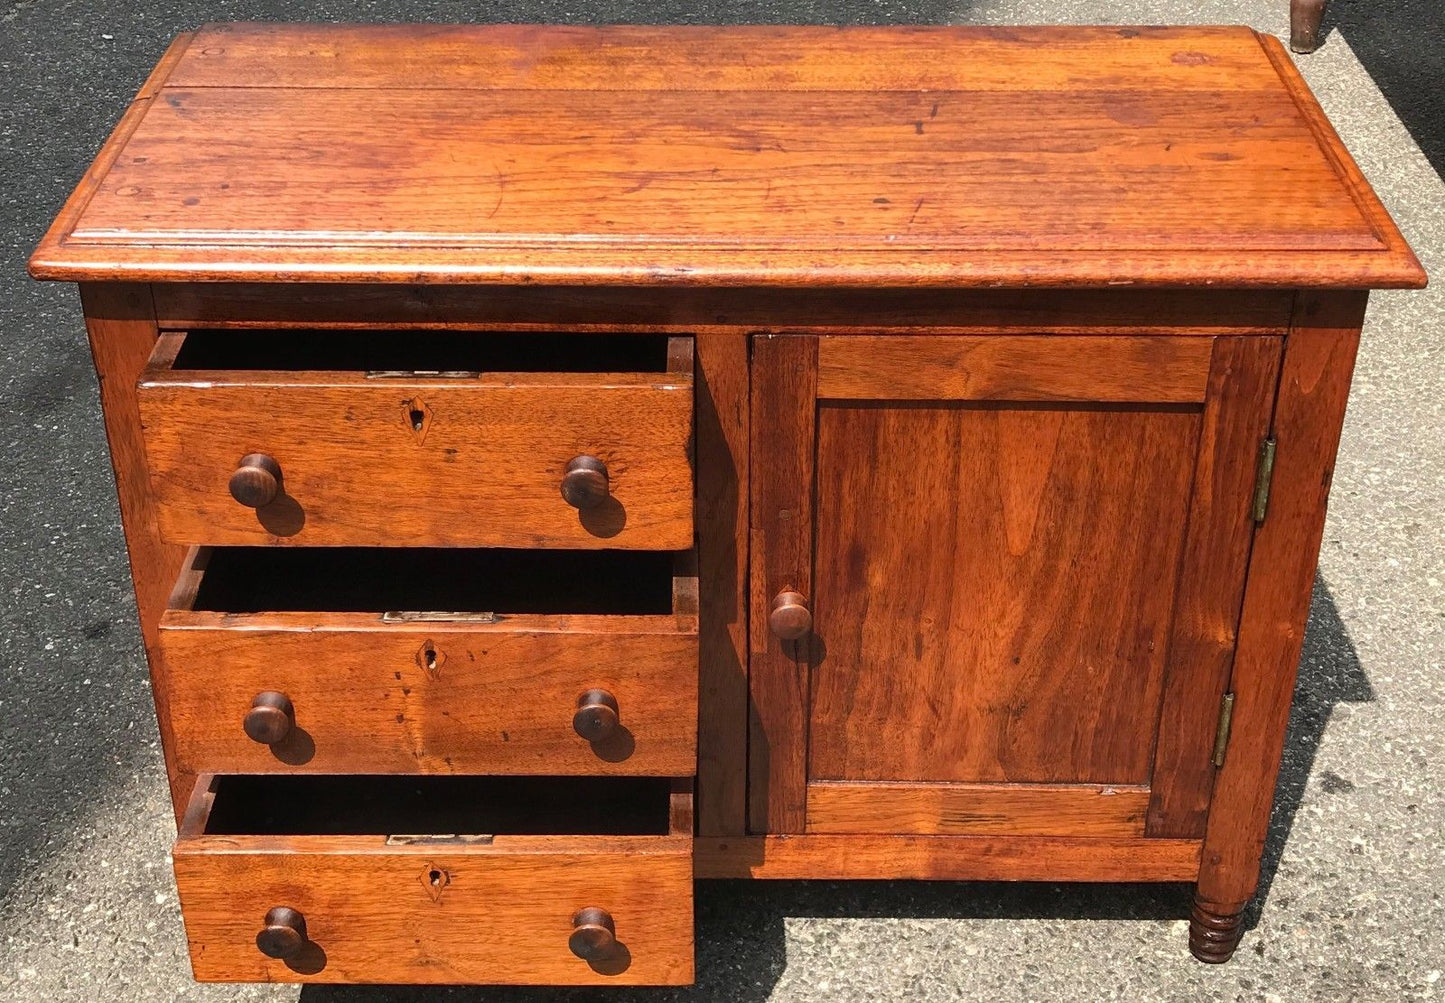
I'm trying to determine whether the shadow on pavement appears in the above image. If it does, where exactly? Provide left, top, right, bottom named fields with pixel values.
left=1247, top=576, right=1374, bottom=926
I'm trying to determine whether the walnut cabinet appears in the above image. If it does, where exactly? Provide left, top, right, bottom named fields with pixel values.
left=31, top=23, right=1423, bottom=986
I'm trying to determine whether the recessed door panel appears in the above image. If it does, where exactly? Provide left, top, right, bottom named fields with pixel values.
left=809, top=403, right=1199, bottom=785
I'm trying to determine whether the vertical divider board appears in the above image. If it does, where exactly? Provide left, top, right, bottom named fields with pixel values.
left=747, top=334, right=817, bottom=834
left=695, top=332, right=751, bottom=835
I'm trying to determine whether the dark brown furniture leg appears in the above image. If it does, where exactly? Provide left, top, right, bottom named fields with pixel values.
left=1189, top=898, right=1247, bottom=963
left=1291, top=0, right=1329, bottom=53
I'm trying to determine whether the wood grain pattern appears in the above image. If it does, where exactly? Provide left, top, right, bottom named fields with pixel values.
left=694, top=333, right=749, bottom=835
left=1258, top=33, right=1410, bottom=261
left=29, top=26, right=1423, bottom=289
left=747, top=335, right=816, bottom=834
left=694, top=834, right=1200, bottom=881
left=804, top=782, right=1150, bottom=837
left=164, top=24, right=1287, bottom=92
left=137, top=338, right=694, bottom=549
left=160, top=614, right=698, bottom=777
left=809, top=401, right=1200, bottom=785
left=669, top=777, right=696, bottom=836
left=77, top=283, right=195, bottom=822
left=174, top=782, right=693, bottom=985
left=71, top=89, right=1378, bottom=251
left=817, top=336, right=1213, bottom=402
left=1146, top=337, right=1283, bottom=836
left=1197, top=291, right=1367, bottom=909
left=151, top=284, right=1297, bottom=335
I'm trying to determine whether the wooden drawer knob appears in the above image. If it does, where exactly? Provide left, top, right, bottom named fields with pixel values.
left=569, top=907, right=617, bottom=961
left=256, top=906, right=308, bottom=960
left=244, top=691, right=294, bottom=745
left=573, top=689, right=620, bottom=742
left=229, top=453, right=282, bottom=507
left=769, top=591, right=812, bottom=640
left=561, top=455, right=609, bottom=509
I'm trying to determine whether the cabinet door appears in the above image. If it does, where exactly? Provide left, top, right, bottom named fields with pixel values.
left=749, top=334, right=1281, bottom=838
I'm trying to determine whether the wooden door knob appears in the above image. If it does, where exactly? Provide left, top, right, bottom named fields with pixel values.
left=769, top=591, right=812, bottom=640
left=244, top=691, right=294, bottom=744
left=569, top=907, right=617, bottom=961
left=256, top=906, right=308, bottom=960
left=230, top=453, right=282, bottom=507
left=561, top=455, right=609, bottom=509
left=573, top=689, right=620, bottom=742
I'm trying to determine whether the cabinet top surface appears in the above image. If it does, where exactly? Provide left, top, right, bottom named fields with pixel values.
left=29, top=23, right=1424, bottom=289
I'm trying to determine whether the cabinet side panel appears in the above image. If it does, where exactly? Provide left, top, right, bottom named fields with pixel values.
left=747, top=334, right=817, bottom=833
left=1196, top=291, right=1367, bottom=907
left=1147, top=336, right=1283, bottom=836
left=78, top=281, right=193, bottom=822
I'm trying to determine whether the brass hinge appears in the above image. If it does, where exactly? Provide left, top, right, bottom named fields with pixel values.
left=1211, top=692, right=1236, bottom=767
left=1251, top=437, right=1277, bottom=523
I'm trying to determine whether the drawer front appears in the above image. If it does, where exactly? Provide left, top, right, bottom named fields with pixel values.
left=173, top=779, right=694, bottom=985
left=160, top=620, right=699, bottom=776
left=137, top=365, right=694, bottom=550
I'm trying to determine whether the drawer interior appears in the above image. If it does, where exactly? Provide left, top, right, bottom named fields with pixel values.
left=167, top=329, right=688, bottom=374
left=197, top=775, right=678, bottom=837
left=178, top=546, right=685, bottom=616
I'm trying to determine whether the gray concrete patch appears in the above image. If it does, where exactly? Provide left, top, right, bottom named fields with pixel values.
left=1, top=2, right=1441, bottom=1000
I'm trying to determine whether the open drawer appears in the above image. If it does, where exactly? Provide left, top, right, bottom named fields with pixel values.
left=173, top=774, right=695, bottom=984
left=137, top=330, right=695, bottom=549
left=159, top=547, right=699, bottom=776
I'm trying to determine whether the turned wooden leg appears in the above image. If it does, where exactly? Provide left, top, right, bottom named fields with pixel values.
left=1291, top=0, right=1329, bottom=53
left=1190, top=897, right=1247, bottom=963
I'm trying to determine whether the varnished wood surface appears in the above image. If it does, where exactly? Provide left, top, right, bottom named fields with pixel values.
left=174, top=779, right=694, bottom=984
left=30, top=26, right=1422, bottom=289
left=159, top=24, right=1301, bottom=91
left=747, top=335, right=817, bottom=833
left=1145, top=337, right=1283, bottom=836
left=137, top=335, right=694, bottom=549
left=693, top=334, right=750, bottom=835
left=160, top=546, right=698, bottom=776
left=1197, top=291, right=1367, bottom=908
left=78, top=284, right=196, bottom=822
left=160, top=614, right=698, bottom=777
left=693, top=834, right=1201, bottom=881
left=817, top=336, right=1214, bottom=402
left=809, top=400, right=1200, bottom=786
left=804, top=782, right=1150, bottom=837
left=151, top=284, right=1298, bottom=335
